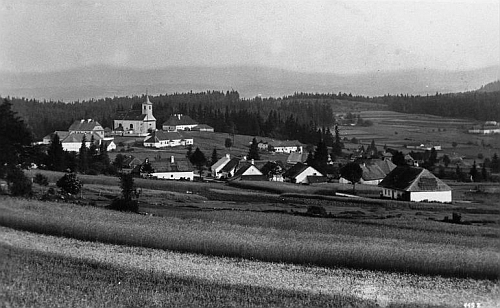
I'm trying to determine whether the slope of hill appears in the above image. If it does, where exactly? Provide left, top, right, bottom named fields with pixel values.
left=477, top=80, right=500, bottom=92
left=1, top=65, right=498, bottom=101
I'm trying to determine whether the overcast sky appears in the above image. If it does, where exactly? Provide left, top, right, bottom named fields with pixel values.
left=1, top=0, right=498, bottom=74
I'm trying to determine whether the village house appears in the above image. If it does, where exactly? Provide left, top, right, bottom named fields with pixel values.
left=113, top=96, right=156, bottom=136
left=143, top=130, right=193, bottom=148
left=191, top=124, right=215, bottom=132
left=231, top=160, right=265, bottom=181
left=379, top=166, right=452, bottom=203
left=218, top=157, right=241, bottom=179
left=211, top=154, right=232, bottom=178
left=405, top=143, right=442, bottom=151
left=162, top=114, right=198, bottom=131
left=340, top=160, right=396, bottom=185
left=283, top=162, right=326, bottom=184
left=42, top=119, right=112, bottom=152
left=286, top=152, right=308, bottom=165
left=136, top=157, right=194, bottom=181
left=269, top=140, right=303, bottom=154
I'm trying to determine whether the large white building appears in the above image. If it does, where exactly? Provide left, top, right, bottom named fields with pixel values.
left=114, top=96, right=156, bottom=136
left=379, top=166, right=452, bottom=203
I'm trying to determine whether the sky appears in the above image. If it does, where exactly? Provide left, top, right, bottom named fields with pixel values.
left=0, top=0, right=498, bottom=74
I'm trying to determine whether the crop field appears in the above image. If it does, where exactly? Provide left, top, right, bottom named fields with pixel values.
left=1, top=219, right=499, bottom=307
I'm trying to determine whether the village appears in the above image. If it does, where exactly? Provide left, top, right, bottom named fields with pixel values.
left=36, top=95, right=500, bottom=205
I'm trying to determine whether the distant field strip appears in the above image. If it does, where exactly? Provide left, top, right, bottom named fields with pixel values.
left=1, top=197, right=499, bottom=280
left=1, top=227, right=498, bottom=308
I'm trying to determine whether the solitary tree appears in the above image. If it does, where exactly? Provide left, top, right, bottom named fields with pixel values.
left=340, top=162, right=363, bottom=193
left=56, top=173, right=83, bottom=195
left=78, top=135, right=89, bottom=173
left=248, top=138, right=260, bottom=160
left=47, top=133, right=65, bottom=171
left=210, top=148, right=219, bottom=166
left=443, top=154, right=451, bottom=167
left=469, top=161, right=478, bottom=182
left=109, top=173, right=139, bottom=212
left=190, top=147, right=207, bottom=176
left=6, top=165, right=32, bottom=196
left=224, top=138, right=233, bottom=151
left=491, top=153, right=500, bottom=173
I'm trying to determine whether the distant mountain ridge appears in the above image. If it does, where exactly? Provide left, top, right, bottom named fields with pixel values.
left=0, top=65, right=498, bottom=101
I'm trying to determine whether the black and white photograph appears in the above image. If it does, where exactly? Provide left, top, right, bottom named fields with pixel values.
left=0, top=0, right=499, bottom=307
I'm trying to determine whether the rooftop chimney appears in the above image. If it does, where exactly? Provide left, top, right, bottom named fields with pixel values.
left=251, top=159, right=255, bottom=165
left=170, top=156, right=175, bottom=163
left=225, top=154, right=230, bottom=159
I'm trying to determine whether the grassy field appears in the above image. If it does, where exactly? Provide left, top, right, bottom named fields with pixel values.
left=2, top=226, right=499, bottom=308
left=1, top=196, right=499, bottom=280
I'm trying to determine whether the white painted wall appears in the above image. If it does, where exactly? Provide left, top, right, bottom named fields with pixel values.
left=410, top=191, right=452, bottom=203
left=295, top=167, right=321, bottom=184
left=241, top=165, right=263, bottom=176
left=152, top=171, right=194, bottom=181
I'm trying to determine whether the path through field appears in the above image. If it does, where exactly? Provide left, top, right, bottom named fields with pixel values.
left=1, top=227, right=498, bottom=307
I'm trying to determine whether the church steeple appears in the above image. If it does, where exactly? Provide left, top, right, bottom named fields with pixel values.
left=142, top=95, right=154, bottom=119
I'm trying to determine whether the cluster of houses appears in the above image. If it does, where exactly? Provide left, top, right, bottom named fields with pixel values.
left=468, top=121, right=500, bottom=134
left=41, top=95, right=452, bottom=203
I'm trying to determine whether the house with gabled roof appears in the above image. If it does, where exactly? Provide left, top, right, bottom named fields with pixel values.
left=211, top=154, right=231, bottom=178
left=269, top=140, right=303, bottom=154
left=68, top=119, right=105, bottom=139
left=114, top=96, right=156, bottom=136
left=339, top=159, right=396, bottom=185
left=233, top=161, right=263, bottom=177
left=287, top=152, right=308, bottom=165
left=379, top=166, right=452, bottom=203
left=162, top=114, right=198, bottom=131
left=283, top=162, right=325, bottom=184
left=143, top=130, right=193, bottom=148
left=192, top=124, right=214, bottom=132
left=60, top=132, right=102, bottom=152
left=136, top=156, right=194, bottom=181
left=219, top=157, right=241, bottom=179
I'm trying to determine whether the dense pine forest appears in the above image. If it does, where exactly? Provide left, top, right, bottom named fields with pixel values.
left=3, top=89, right=499, bottom=143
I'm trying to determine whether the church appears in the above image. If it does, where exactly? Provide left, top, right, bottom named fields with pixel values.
left=113, top=96, right=156, bottom=136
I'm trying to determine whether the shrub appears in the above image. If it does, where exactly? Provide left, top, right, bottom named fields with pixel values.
left=33, top=173, right=49, bottom=186
left=109, top=198, right=138, bottom=212
left=6, top=166, right=32, bottom=196
left=56, top=173, right=83, bottom=195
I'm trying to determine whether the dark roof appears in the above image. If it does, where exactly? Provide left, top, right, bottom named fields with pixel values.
left=61, top=133, right=101, bottom=143
left=379, top=166, right=451, bottom=192
left=115, top=110, right=147, bottom=121
left=287, top=152, right=308, bottom=164
left=68, top=119, right=103, bottom=132
left=192, top=124, right=214, bottom=130
left=149, top=158, right=193, bottom=173
left=372, top=159, right=397, bottom=175
left=360, top=164, right=386, bottom=181
left=220, top=158, right=240, bottom=173
left=162, top=114, right=198, bottom=126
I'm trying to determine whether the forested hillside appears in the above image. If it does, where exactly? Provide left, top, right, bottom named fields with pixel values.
left=5, top=88, right=499, bottom=144
left=6, top=91, right=341, bottom=143
left=374, top=91, right=500, bottom=121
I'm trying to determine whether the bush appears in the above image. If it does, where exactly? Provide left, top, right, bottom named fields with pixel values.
left=109, top=198, right=138, bottom=212
left=33, top=173, right=49, bottom=186
left=56, top=173, right=83, bottom=195
left=6, top=166, right=32, bottom=196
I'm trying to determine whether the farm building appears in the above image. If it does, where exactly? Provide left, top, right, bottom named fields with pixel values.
left=136, top=157, right=194, bottom=181
left=143, top=131, right=193, bottom=148
left=269, top=140, right=303, bottom=154
left=191, top=124, right=214, bottom=132
left=339, top=160, right=395, bottom=185
left=378, top=166, right=452, bottom=203
left=287, top=152, right=308, bottom=165
left=233, top=161, right=263, bottom=177
left=211, top=154, right=231, bottom=178
left=218, top=158, right=241, bottom=179
left=283, top=162, right=325, bottom=184
left=162, top=114, right=198, bottom=131
left=113, top=96, right=156, bottom=136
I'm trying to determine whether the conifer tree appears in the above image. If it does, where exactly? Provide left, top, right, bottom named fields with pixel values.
left=248, top=138, right=260, bottom=160
left=79, top=135, right=89, bottom=173
left=47, top=134, right=65, bottom=171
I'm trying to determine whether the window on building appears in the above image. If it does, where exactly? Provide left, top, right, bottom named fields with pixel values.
left=130, top=124, right=133, bottom=129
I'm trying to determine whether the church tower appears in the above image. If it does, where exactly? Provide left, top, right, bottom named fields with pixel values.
left=141, top=95, right=156, bottom=134
left=142, top=96, right=154, bottom=119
